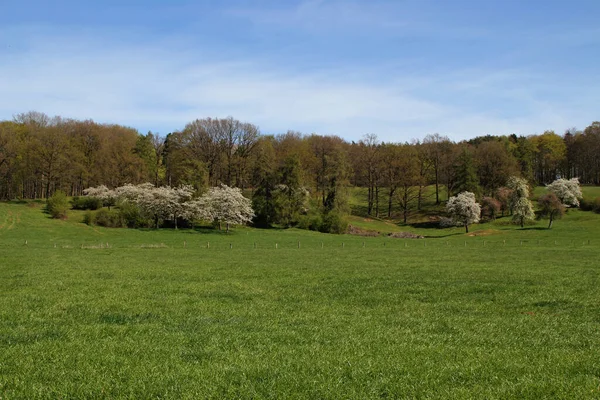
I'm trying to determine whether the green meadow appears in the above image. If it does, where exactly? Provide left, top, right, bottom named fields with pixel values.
left=1, top=193, right=599, bottom=399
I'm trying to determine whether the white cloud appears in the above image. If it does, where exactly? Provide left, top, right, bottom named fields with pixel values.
left=0, top=26, right=597, bottom=143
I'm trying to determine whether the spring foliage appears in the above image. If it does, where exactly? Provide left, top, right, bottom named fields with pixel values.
left=84, top=183, right=254, bottom=230
left=446, top=191, right=481, bottom=233
left=507, top=176, right=535, bottom=227
left=546, top=178, right=582, bottom=207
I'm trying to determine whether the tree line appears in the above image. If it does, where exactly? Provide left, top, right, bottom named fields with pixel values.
left=1, top=111, right=599, bottom=221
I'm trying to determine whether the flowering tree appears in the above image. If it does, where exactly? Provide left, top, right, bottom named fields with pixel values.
left=546, top=178, right=582, bottom=207
left=83, top=185, right=117, bottom=209
left=84, top=183, right=253, bottom=231
left=507, top=176, right=534, bottom=227
left=446, top=191, right=481, bottom=233
left=199, top=184, right=254, bottom=232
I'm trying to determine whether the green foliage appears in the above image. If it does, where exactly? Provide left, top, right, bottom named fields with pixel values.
left=94, top=209, right=123, bottom=228
left=46, top=190, right=69, bottom=219
left=71, top=196, right=103, bottom=210
left=452, top=148, right=480, bottom=196
left=319, top=209, right=349, bottom=234
left=117, top=201, right=153, bottom=228
left=580, top=197, right=600, bottom=213
left=82, top=210, right=94, bottom=225
left=296, top=209, right=323, bottom=231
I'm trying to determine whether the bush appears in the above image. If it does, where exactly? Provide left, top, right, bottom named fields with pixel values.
left=71, top=196, right=103, bottom=210
left=94, top=209, right=123, bottom=228
left=117, top=202, right=153, bottom=228
left=319, top=211, right=348, bottom=234
left=580, top=197, right=600, bottom=213
left=83, top=211, right=95, bottom=225
left=296, top=211, right=323, bottom=231
left=46, top=190, right=69, bottom=219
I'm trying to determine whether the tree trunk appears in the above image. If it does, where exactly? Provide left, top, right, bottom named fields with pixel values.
left=388, top=188, right=395, bottom=218
left=226, top=222, right=230, bottom=233
left=375, top=184, right=379, bottom=218
left=465, top=223, right=469, bottom=233
left=520, top=217, right=524, bottom=228
left=435, top=168, right=439, bottom=204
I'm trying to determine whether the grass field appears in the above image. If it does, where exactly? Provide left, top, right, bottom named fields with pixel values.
left=1, top=199, right=600, bottom=399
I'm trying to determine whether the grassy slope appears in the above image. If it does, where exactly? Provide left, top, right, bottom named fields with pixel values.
left=0, top=201, right=599, bottom=398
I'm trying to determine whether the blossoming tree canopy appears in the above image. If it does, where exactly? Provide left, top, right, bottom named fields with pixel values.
left=546, top=178, right=583, bottom=207
left=446, top=191, right=481, bottom=233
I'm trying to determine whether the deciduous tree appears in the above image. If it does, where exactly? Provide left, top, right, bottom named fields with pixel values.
left=446, top=191, right=481, bottom=233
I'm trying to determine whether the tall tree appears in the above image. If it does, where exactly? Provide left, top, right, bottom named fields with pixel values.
left=452, top=147, right=479, bottom=197
left=423, top=133, right=451, bottom=204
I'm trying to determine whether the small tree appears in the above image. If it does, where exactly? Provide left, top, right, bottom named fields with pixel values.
left=446, top=191, right=481, bottom=233
left=495, top=187, right=512, bottom=216
left=83, top=185, right=117, bottom=209
left=507, top=176, right=534, bottom=227
left=481, top=196, right=501, bottom=221
left=200, top=184, right=254, bottom=232
left=538, top=193, right=565, bottom=229
left=47, top=190, right=69, bottom=219
left=546, top=178, right=582, bottom=207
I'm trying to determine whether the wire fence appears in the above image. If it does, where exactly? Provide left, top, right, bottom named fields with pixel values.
left=6, top=238, right=596, bottom=251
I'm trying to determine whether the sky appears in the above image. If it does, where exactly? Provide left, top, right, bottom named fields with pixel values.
left=1, top=0, right=599, bottom=142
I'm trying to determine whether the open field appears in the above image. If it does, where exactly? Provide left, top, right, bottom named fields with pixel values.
left=1, top=201, right=600, bottom=398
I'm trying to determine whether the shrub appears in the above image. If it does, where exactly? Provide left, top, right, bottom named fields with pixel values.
left=319, top=210, right=348, bottom=234
left=580, top=197, right=600, bottom=213
left=296, top=211, right=323, bottom=232
left=82, top=211, right=95, bottom=225
left=46, top=190, right=69, bottom=219
left=94, top=209, right=123, bottom=228
left=117, top=202, right=153, bottom=228
left=71, top=196, right=103, bottom=210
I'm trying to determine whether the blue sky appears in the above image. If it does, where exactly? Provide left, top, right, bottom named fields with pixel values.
left=1, top=0, right=599, bottom=142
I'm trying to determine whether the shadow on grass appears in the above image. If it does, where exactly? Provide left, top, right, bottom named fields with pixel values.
left=423, top=232, right=465, bottom=239
left=410, top=221, right=440, bottom=230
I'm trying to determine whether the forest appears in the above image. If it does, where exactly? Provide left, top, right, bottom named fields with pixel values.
left=1, top=111, right=599, bottom=226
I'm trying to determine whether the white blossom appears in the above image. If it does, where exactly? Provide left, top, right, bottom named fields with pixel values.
left=546, top=178, right=582, bottom=207
left=83, top=185, right=117, bottom=205
left=507, top=176, right=535, bottom=227
left=200, top=184, right=254, bottom=231
left=446, top=191, right=481, bottom=233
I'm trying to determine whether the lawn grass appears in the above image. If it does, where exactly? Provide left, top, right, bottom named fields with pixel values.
left=1, top=201, right=599, bottom=398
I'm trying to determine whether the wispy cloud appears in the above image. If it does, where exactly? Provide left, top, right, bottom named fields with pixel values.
left=0, top=23, right=597, bottom=142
